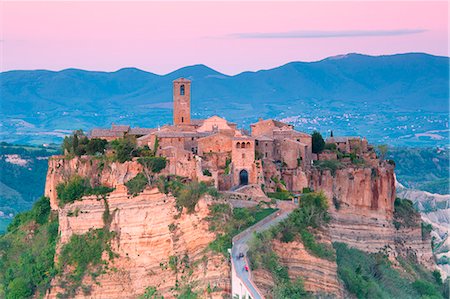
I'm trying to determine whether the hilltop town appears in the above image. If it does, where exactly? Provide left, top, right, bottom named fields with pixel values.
left=89, top=78, right=373, bottom=194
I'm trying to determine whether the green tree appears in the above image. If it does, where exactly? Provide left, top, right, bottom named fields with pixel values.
left=86, top=138, right=108, bottom=155
left=110, top=138, right=136, bottom=163
left=311, top=131, right=325, bottom=154
left=377, top=144, right=388, bottom=161
left=233, top=208, right=255, bottom=231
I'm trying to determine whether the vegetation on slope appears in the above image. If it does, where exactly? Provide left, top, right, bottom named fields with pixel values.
left=157, top=176, right=219, bottom=213
left=393, top=197, right=421, bottom=230
left=56, top=194, right=116, bottom=298
left=335, top=242, right=448, bottom=299
left=0, top=196, right=59, bottom=299
left=62, top=130, right=107, bottom=157
left=388, top=147, right=449, bottom=194
left=207, top=203, right=278, bottom=256
left=247, top=192, right=333, bottom=297
left=0, top=143, right=59, bottom=231
left=56, top=176, right=114, bottom=206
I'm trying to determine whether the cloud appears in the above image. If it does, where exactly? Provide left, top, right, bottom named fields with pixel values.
left=229, top=29, right=427, bottom=39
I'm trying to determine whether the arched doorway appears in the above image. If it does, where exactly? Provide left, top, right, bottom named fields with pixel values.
left=239, top=169, right=248, bottom=185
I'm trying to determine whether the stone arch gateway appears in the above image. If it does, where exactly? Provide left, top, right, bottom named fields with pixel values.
left=239, top=169, right=249, bottom=185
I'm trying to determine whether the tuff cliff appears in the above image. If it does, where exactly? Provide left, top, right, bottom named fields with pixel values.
left=44, top=157, right=230, bottom=298
left=45, top=156, right=144, bottom=210
left=310, top=163, right=434, bottom=268
left=251, top=162, right=438, bottom=297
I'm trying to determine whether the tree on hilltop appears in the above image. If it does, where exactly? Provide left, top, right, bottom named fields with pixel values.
left=312, top=131, right=325, bottom=154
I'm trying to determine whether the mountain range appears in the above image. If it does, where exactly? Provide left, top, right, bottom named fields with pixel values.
left=1, top=53, right=448, bottom=146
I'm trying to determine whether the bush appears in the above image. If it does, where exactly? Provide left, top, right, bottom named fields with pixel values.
left=0, top=197, right=59, bottom=299
left=56, top=176, right=114, bottom=206
left=7, top=196, right=51, bottom=232
left=313, top=159, right=342, bottom=176
left=334, top=242, right=445, bottom=299
left=311, top=131, right=325, bottom=154
left=324, top=143, right=337, bottom=151
left=393, top=198, right=420, bottom=229
left=421, top=222, right=433, bottom=240
left=139, top=286, right=164, bottom=299
left=267, top=191, right=293, bottom=200
left=412, top=280, right=442, bottom=298
left=57, top=228, right=115, bottom=297
left=62, top=131, right=108, bottom=157
left=125, top=173, right=148, bottom=196
left=207, top=204, right=277, bottom=256
left=138, top=156, right=167, bottom=173
left=85, top=138, right=108, bottom=155
left=202, top=169, right=212, bottom=176
left=175, top=181, right=217, bottom=213
left=110, top=138, right=136, bottom=163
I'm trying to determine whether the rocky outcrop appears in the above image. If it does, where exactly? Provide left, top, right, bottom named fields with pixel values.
left=310, top=164, right=435, bottom=270
left=310, top=164, right=396, bottom=220
left=45, top=156, right=143, bottom=209
left=273, top=239, right=344, bottom=296
left=397, top=183, right=450, bottom=277
left=47, top=188, right=229, bottom=298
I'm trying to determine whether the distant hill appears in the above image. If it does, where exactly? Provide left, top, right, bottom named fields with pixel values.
left=0, top=53, right=448, bottom=146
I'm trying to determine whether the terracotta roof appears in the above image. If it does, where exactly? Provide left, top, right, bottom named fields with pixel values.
left=328, top=136, right=360, bottom=143
left=250, top=118, right=292, bottom=128
left=190, top=119, right=205, bottom=125
left=154, top=131, right=212, bottom=138
left=111, top=125, right=130, bottom=132
left=233, top=136, right=255, bottom=141
left=91, top=129, right=124, bottom=138
left=128, top=128, right=156, bottom=135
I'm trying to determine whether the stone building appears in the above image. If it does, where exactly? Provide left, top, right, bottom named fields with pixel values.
left=90, top=79, right=315, bottom=191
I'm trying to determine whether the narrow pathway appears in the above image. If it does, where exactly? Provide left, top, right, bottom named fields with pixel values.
left=230, top=200, right=296, bottom=299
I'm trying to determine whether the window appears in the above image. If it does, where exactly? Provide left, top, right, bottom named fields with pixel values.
left=242, top=153, right=245, bottom=159
left=191, top=137, right=194, bottom=141
left=265, top=152, right=268, bottom=158
left=256, top=140, right=259, bottom=146
left=236, top=142, right=241, bottom=148
left=181, top=117, right=184, bottom=123
left=180, top=84, right=185, bottom=95
left=241, top=143, right=246, bottom=149
left=247, top=142, right=251, bottom=147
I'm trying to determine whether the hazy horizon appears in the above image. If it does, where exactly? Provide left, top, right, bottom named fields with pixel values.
left=1, top=52, right=448, bottom=76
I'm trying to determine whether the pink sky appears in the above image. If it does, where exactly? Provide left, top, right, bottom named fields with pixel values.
left=1, top=1, right=448, bottom=75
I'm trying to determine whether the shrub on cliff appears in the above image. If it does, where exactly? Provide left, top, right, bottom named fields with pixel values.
left=175, top=181, right=216, bottom=213
left=138, top=156, right=167, bottom=173
left=313, top=159, right=342, bottom=176
left=393, top=198, right=420, bottom=229
left=56, top=176, right=114, bottom=205
left=110, top=138, right=136, bottom=163
left=125, top=173, right=148, bottom=196
left=62, top=130, right=107, bottom=157
left=7, top=196, right=51, bottom=232
left=207, top=204, right=277, bottom=255
left=57, top=228, right=116, bottom=297
left=312, top=131, right=325, bottom=154
left=0, top=197, right=59, bottom=299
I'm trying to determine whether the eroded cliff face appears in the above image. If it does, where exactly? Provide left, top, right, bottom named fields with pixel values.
left=46, top=188, right=229, bottom=298
left=45, top=156, right=144, bottom=210
left=310, top=164, right=434, bottom=268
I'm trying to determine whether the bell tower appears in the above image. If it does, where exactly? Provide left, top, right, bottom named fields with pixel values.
left=173, top=78, right=191, bottom=125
